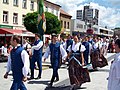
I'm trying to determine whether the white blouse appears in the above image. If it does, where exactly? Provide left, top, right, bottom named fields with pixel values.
left=67, top=41, right=86, bottom=52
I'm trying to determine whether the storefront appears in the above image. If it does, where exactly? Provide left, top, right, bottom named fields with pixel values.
left=0, top=28, right=35, bottom=45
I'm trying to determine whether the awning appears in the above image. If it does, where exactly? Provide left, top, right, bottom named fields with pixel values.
left=0, top=28, right=35, bottom=37
left=86, top=28, right=94, bottom=34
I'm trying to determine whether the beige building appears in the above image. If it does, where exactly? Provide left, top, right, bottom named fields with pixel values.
left=0, top=0, right=38, bottom=30
left=60, top=9, right=72, bottom=34
left=44, top=0, right=61, bottom=19
left=0, top=0, right=61, bottom=30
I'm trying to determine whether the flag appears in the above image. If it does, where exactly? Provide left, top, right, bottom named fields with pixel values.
left=38, top=0, right=46, bottom=37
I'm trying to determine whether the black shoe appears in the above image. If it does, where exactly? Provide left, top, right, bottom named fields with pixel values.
left=48, top=83, right=53, bottom=87
left=28, top=77, right=34, bottom=80
left=49, top=66, right=52, bottom=68
left=54, top=78, right=59, bottom=82
left=36, top=76, right=41, bottom=79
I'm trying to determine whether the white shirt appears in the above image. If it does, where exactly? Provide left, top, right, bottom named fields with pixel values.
left=32, top=40, right=43, bottom=50
left=92, top=42, right=100, bottom=49
left=43, top=44, right=67, bottom=60
left=22, top=42, right=31, bottom=49
left=108, top=53, right=120, bottom=90
left=6, top=49, right=30, bottom=77
left=67, top=41, right=86, bottom=52
left=3, top=47, right=8, bottom=56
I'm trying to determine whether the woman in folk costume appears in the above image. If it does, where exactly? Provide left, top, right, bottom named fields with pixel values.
left=90, top=37, right=108, bottom=70
left=66, top=35, right=90, bottom=89
left=100, top=37, right=108, bottom=56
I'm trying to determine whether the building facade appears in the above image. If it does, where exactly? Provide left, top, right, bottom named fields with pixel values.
left=71, top=19, right=87, bottom=33
left=0, top=0, right=38, bottom=30
left=60, top=9, right=72, bottom=34
left=76, top=5, right=99, bottom=25
left=44, top=0, right=61, bottom=19
left=0, top=0, right=61, bottom=30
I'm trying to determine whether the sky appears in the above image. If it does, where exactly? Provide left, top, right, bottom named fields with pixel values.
left=47, top=0, right=120, bottom=29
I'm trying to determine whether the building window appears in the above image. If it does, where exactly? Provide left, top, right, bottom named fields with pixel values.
left=67, top=22, right=69, bottom=29
left=30, top=1, right=34, bottom=10
left=22, top=0, right=27, bottom=9
left=64, top=21, right=66, bottom=28
left=3, top=0, right=9, bottom=4
left=13, top=13, right=18, bottom=24
left=22, top=15, right=26, bottom=25
left=13, top=0, right=18, bottom=6
left=56, top=11, right=58, bottom=16
left=45, top=6, right=48, bottom=12
left=52, top=8, right=54, bottom=14
left=3, top=11, right=8, bottom=23
left=77, top=24, right=83, bottom=29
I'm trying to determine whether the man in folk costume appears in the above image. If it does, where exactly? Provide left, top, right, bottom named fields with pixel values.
left=43, top=34, right=67, bottom=87
left=66, top=35, right=90, bottom=89
left=90, top=37, right=108, bottom=70
left=30, top=33, right=43, bottom=79
left=82, top=36, right=92, bottom=65
left=4, top=35, right=29, bottom=90
left=108, top=39, right=120, bottom=90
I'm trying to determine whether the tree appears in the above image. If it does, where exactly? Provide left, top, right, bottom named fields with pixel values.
left=24, top=12, right=38, bottom=33
left=24, top=12, right=61, bottom=34
left=45, top=12, right=61, bottom=34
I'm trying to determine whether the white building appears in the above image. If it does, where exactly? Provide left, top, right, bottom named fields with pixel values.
left=92, top=25, right=114, bottom=37
left=0, top=0, right=38, bottom=30
left=44, top=0, right=61, bottom=19
left=0, top=0, right=61, bottom=30
left=76, top=5, right=99, bottom=25
left=71, top=19, right=114, bottom=37
left=71, top=19, right=87, bottom=33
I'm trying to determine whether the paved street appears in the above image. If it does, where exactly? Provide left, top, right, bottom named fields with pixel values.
left=0, top=53, right=115, bottom=90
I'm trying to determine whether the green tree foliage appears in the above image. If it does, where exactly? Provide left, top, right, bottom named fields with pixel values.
left=24, top=12, right=38, bottom=33
left=45, top=12, right=61, bottom=34
left=24, top=12, right=61, bottom=34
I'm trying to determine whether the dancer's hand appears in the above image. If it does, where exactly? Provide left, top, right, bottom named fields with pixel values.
left=44, top=58, right=46, bottom=62
left=4, top=72, right=8, bottom=79
left=23, top=76, right=27, bottom=82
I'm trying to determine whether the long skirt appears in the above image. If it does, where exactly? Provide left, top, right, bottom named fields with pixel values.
left=90, top=50, right=108, bottom=69
left=68, top=55, right=90, bottom=86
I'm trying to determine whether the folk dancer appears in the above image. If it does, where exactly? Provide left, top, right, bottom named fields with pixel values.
left=4, top=35, right=29, bottom=90
left=82, top=36, right=92, bottom=65
left=90, top=37, right=108, bottom=70
left=43, top=34, right=67, bottom=87
left=66, top=35, right=90, bottom=88
left=30, top=33, right=43, bottom=79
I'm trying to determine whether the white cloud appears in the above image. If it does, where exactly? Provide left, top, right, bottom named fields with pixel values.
left=89, top=2, right=120, bottom=28
left=108, top=0, right=120, bottom=6
left=47, top=0, right=120, bottom=28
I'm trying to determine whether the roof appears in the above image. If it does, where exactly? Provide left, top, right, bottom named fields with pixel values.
left=0, top=28, right=34, bottom=37
left=44, top=0, right=61, bottom=7
left=60, top=9, right=72, bottom=17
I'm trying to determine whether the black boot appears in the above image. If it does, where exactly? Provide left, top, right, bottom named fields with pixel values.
left=29, top=70, right=34, bottom=80
left=54, top=76, right=59, bottom=82
left=48, top=76, right=55, bottom=87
